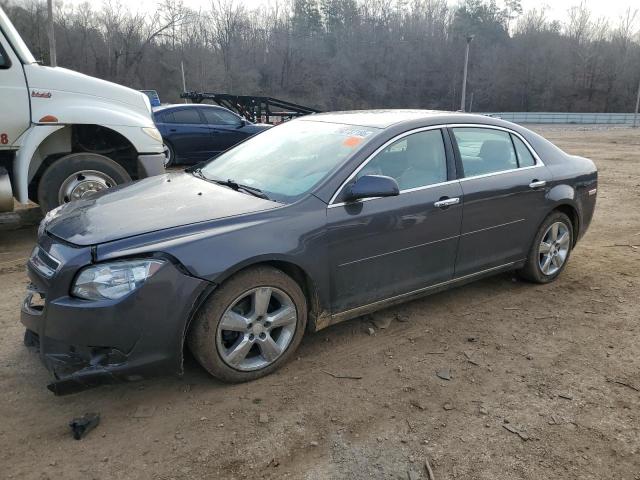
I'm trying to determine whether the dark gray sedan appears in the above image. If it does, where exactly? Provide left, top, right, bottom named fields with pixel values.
left=22, top=110, right=597, bottom=394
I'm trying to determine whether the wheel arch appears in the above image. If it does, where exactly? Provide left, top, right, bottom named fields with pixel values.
left=181, top=258, right=322, bottom=364
left=179, top=258, right=322, bottom=375
left=27, top=124, right=140, bottom=203
left=552, top=203, right=580, bottom=247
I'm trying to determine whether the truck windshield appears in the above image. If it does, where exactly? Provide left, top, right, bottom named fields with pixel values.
left=0, top=8, right=37, bottom=64
left=200, top=120, right=381, bottom=203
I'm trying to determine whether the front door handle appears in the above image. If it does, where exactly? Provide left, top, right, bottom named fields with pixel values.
left=434, top=197, right=460, bottom=208
left=529, top=180, right=547, bottom=189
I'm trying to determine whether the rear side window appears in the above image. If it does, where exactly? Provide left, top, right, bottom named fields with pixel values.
left=356, top=129, right=447, bottom=190
left=511, top=135, right=536, bottom=167
left=452, top=128, right=517, bottom=177
left=202, top=108, right=240, bottom=125
left=169, top=109, right=202, bottom=124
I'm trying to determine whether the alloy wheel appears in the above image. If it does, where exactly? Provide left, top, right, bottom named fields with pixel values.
left=216, top=287, right=297, bottom=371
left=539, top=221, right=570, bottom=275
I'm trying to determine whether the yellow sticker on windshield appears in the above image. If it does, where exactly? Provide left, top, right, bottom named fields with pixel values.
left=343, top=136, right=364, bottom=148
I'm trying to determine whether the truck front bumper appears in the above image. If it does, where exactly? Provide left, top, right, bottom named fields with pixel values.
left=137, top=153, right=166, bottom=179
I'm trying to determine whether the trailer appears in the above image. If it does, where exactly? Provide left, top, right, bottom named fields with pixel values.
left=180, top=92, right=321, bottom=124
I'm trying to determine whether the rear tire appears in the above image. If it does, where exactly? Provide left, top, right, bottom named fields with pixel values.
left=37, top=153, right=131, bottom=213
left=518, top=211, right=573, bottom=284
left=187, top=266, right=307, bottom=383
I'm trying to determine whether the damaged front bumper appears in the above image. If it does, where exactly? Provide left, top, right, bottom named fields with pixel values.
left=21, top=237, right=209, bottom=395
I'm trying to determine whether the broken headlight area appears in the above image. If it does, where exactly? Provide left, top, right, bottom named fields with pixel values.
left=23, top=283, right=46, bottom=315
left=71, top=259, right=165, bottom=301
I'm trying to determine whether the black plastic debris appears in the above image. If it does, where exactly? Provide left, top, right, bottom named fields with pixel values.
left=69, top=413, right=100, bottom=440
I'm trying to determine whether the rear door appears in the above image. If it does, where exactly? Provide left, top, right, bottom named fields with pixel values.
left=200, top=107, right=247, bottom=155
left=450, top=126, right=552, bottom=277
left=327, top=127, right=463, bottom=313
left=0, top=33, right=30, bottom=148
left=160, top=108, right=211, bottom=163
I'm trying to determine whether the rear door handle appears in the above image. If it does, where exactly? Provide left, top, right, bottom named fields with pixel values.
left=434, top=197, right=460, bottom=208
left=529, top=180, right=546, bottom=189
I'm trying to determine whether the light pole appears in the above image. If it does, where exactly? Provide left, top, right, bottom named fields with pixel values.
left=633, top=77, right=640, bottom=128
left=47, top=0, right=56, bottom=67
left=460, top=34, right=474, bottom=112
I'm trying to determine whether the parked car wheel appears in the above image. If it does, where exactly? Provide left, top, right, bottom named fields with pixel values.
left=188, top=266, right=307, bottom=383
left=518, top=211, right=573, bottom=283
left=37, top=153, right=131, bottom=213
left=162, top=142, right=175, bottom=167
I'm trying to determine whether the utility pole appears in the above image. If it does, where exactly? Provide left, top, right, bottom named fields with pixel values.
left=634, top=77, right=640, bottom=128
left=47, top=0, right=57, bottom=67
left=181, top=61, right=187, bottom=103
left=460, top=35, right=474, bottom=112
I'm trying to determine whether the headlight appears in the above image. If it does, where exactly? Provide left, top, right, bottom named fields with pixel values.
left=72, top=259, right=165, bottom=301
left=142, top=126, right=162, bottom=142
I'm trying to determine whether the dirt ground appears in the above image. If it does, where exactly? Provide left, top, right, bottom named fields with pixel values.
left=0, top=125, right=639, bottom=480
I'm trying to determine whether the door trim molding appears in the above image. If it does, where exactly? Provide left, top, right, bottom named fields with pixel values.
left=323, top=260, right=523, bottom=328
left=338, top=234, right=460, bottom=267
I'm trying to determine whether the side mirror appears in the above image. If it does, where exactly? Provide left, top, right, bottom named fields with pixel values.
left=236, top=118, right=247, bottom=128
left=345, top=175, right=399, bottom=202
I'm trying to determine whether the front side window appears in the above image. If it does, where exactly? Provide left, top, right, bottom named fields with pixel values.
left=168, top=108, right=202, bottom=124
left=356, top=129, right=447, bottom=190
left=452, top=128, right=518, bottom=177
left=200, top=120, right=380, bottom=203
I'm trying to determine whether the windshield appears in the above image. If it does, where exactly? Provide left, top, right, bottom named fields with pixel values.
left=0, top=8, right=37, bottom=64
left=200, top=120, right=381, bottom=203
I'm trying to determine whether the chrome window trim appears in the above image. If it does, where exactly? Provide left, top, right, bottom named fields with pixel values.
left=328, top=125, right=446, bottom=206
left=328, top=123, right=545, bottom=208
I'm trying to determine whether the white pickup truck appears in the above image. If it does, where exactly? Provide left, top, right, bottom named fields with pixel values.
left=0, top=7, right=165, bottom=214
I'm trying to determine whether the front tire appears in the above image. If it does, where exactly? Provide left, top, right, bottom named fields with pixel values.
left=162, top=142, right=175, bottom=167
left=518, top=211, right=573, bottom=284
left=37, top=153, right=131, bottom=213
left=187, top=266, right=307, bottom=383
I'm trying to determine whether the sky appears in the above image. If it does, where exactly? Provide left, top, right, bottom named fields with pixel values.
left=59, top=0, right=638, bottom=25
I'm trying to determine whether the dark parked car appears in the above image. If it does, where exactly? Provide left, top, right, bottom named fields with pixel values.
left=153, top=104, right=271, bottom=165
left=23, top=110, right=597, bottom=394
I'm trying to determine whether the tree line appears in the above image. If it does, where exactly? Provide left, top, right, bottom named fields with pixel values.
left=3, top=0, right=640, bottom=113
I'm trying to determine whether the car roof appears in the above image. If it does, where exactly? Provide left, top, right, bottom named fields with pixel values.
left=153, top=103, right=230, bottom=113
left=301, top=109, right=507, bottom=129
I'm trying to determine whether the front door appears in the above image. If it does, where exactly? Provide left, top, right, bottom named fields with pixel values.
left=450, top=126, right=552, bottom=277
left=327, top=128, right=463, bottom=313
left=0, top=33, right=29, bottom=149
left=162, top=108, right=212, bottom=163
left=200, top=107, right=247, bottom=155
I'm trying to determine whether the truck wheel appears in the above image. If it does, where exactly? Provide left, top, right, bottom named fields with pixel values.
left=37, top=153, right=131, bottom=213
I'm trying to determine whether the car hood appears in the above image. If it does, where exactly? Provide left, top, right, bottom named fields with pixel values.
left=43, top=172, right=280, bottom=246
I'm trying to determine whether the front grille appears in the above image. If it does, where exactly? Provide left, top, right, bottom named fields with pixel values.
left=29, top=246, right=61, bottom=278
